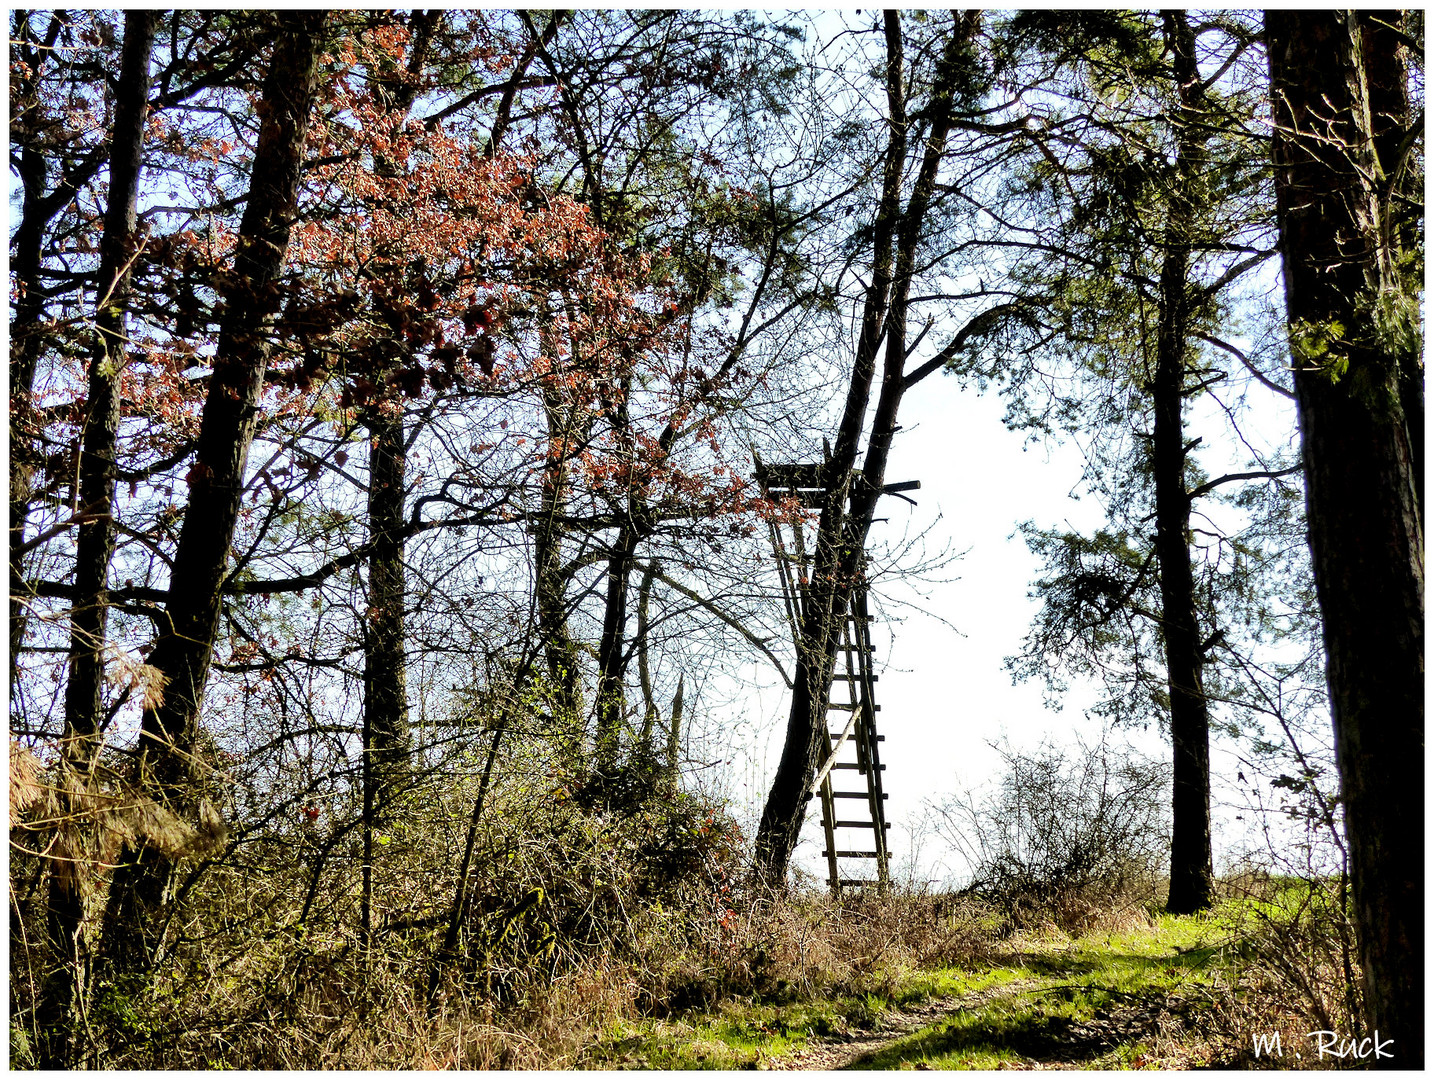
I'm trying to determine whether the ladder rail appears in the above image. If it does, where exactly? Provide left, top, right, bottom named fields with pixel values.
left=851, top=583, right=890, bottom=886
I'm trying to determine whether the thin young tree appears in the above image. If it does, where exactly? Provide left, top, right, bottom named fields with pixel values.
left=39, top=12, right=157, bottom=1066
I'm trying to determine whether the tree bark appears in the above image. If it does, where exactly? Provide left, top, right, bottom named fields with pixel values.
left=1357, top=11, right=1421, bottom=514
left=62, top=7, right=156, bottom=767
left=594, top=519, right=641, bottom=777
left=1266, top=11, right=1423, bottom=1064
left=358, top=8, right=437, bottom=792
left=9, top=129, right=49, bottom=692
left=1156, top=10, right=1214, bottom=917
left=362, top=416, right=411, bottom=785
left=39, top=13, right=157, bottom=1066
left=359, top=411, right=410, bottom=951
left=535, top=386, right=589, bottom=740
left=666, top=672, right=685, bottom=782
left=355, top=13, right=440, bottom=948
left=97, top=11, right=327, bottom=975
left=636, top=560, right=659, bottom=759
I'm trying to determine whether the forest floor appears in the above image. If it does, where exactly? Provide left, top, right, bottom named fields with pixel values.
left=578, top=913, right=1261, bottom=1070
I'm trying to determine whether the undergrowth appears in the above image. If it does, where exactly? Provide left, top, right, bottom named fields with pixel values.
left=10, top=745, right=1374, bottom=1070
left=10, top=748, right=991, bottom=1070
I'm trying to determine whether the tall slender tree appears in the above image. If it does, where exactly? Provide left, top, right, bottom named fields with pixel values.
left=756, top=11, right=996, bottom=883
left=9, top=12, right=124, bottom=691
left=39, top=13, right=157, bottom=1066
left=958, top=11, right=1293, bottom=913
left=1149, top=9, right=1216, bottom=915
left=98, top=11, right=329, bottom=974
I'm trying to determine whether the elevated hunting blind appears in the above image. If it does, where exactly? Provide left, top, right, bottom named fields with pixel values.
left=754, top=451, right=918, bottom=895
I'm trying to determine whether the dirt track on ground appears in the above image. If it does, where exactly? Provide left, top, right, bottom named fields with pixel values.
left=773, top=980, right=1041, bottom=1071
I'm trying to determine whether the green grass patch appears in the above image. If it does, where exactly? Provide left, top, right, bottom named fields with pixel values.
left=577, top=967, right=1032, bottom=1069
left=887, top=964, right=1027, bottom=1006
left=847, top=914, right=1233, bottom=1070
left=577, top=912, right=1245, bottom=1070
left=579, top=997, right=864, bottom=1068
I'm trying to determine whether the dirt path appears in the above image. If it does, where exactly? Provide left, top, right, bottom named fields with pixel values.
left=773, top=980, right=1041, bottom=1071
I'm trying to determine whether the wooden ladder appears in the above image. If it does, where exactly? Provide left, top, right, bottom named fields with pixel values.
left=753, top=452, right=892, bottom=895
left=815, top=582, right=890, bottom=894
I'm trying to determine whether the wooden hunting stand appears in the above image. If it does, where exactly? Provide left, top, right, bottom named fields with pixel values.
left=754, top=452, right=918, bottom=896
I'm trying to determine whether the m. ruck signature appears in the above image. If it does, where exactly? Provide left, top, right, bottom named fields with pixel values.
left=1251, top=1029, right=1394, bottom=1062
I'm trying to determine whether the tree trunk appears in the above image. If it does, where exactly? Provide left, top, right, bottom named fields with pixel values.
left=1357, top=11, right=1421, bottom=513
left=360, top=411, right=410, bottom=950
left=39, top=13, right=156, bottom=1066
left=362, top=414, right=411, bottom=789
left=666, top=672, right=685, bottom=782
left=535, top=386, right=588, bottom=740
left=594, top=520, right=640, bottom=777
left=62, top=7, right=156, bottom=766
left=9, top=13, right=109, bottom=691
left=1267, top=11, right=1423, bottom=1064
left=97, top=11, right=327, bottom=975
left=357, top=11, right=436, bottom=800
left=354, top=12, right=441, bottom=948
left=1156, top=10, right=1214, bottom=917
left=9, top=137, right=48, bottom=691
left=636, top=560, right=659, bottom=759
left=755, top=12, right=978, bottom=884
left=754, top=13, right=906, bottom=884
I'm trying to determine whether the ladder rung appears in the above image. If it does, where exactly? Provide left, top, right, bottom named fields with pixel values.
left=831, top=674, right=878, bottom=683
left=831, top=763, right=883, bottom=770
left=835, top=821, right=891, bottom=829
left=824, top=850, right=880, bottom=858
left=831, top=792, right=887, bottom=799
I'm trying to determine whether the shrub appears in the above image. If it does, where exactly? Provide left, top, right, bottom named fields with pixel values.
left=933, top=734, right=1170, bottom=932
left=11, top=716, right=995, bottom=1069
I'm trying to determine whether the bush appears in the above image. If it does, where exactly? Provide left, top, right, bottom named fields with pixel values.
left=933, top=734, right=1170, bottom=932
left=10, top=712, right=998, bottom=1069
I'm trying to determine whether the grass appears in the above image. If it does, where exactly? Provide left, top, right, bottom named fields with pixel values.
left=850, top=916, right=1230, bottom=1069
left=572, top=909, right=1244, bottom=1071
left=575, top=965, right=1032, bottom=1068
left=580, top=1002, right=836, bottom=1069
